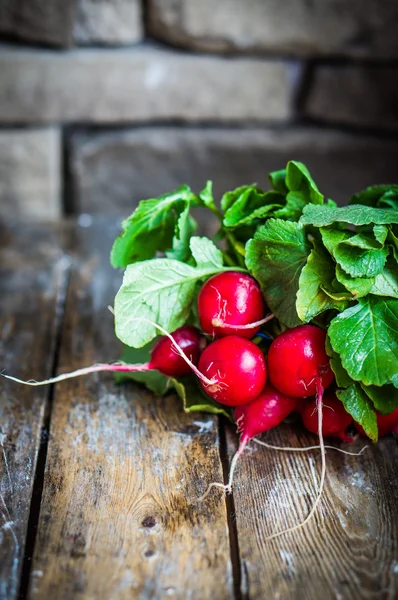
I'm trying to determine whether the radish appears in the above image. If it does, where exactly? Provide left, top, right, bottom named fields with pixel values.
left=230, top=384, right=298, bottom=481
left=198, top=271, right=272, bottom=339
left=355, top=407, right=398, bottom=438
left=198, top=383, right=297, bottom=500
left=2, top=325, right=206, bottom=385
left=231, top=386, right=364, bottom=490
left=267, top=324, right=334, bottom=398
left=234, top=384, right=298, bottom=443
left=301, top=393, right=353, bottom=442
left=199, top=326, right=366, bottom=538
left=150, top=325, right=206, bottom=376
left=198, top=336, right=267, bottom=406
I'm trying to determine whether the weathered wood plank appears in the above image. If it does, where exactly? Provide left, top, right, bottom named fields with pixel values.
left=228, top=422, right=398, bottom=599
left=0, top=222, right=70, bottom=600
left=29, top=221, right=233, bottom=600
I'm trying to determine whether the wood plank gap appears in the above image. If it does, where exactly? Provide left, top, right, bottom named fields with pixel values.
left=18, top=266, right=71, bottom=600
left=218, top=419, right=246, bottom=600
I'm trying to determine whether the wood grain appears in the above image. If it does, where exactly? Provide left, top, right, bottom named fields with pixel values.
left=28, top=221, right=233, bottom=600
left=227, top=421, right=398, bottom=600
left=0, top=222, right=70, bottom=600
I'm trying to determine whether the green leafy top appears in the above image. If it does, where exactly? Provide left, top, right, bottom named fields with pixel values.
left=350, top=184, right=398, bottom=210
left=245, top=220, right=310, bottom=328
left=110, top=161, right=398, bottom=430
left=328, top=296, right=398, bottom=387
left=111, top=185, right=198, bottom=267
left=300, top=204, right=398, bottom=227
left=285, top=161, right=324, bottom=205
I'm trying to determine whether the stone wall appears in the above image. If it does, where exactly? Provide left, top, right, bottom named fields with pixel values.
left=1, top=0, right=398, bottom=221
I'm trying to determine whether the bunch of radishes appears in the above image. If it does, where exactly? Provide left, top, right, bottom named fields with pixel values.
left=129, top=268, right=396, bottom=537
left=4, top=263, right=397, bottom=538
left=7, top=269, right=397, bottom=448
left=5, top=161, right=398, bottom=538
left=140, top=270, right=397, bottom=444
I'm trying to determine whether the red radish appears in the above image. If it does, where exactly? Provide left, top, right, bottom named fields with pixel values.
left=355, top=407, right=398, bottom=438
left=3, top=325, right=206, bottom=385
left=198, top=384, right=297, bottom=499
left=234, top=384, right=297, bottom=442
left=229, top=385, right=297, bottom=482
left=301, top=393, right=353, bottom=442
left=231, top=388, right=364, bottom=488
left=267, top=324, right=334, bottom=398
left=198, top=271, right=270, bottom=339
left=198, top=336, right=267, bottom=406
left=199, top=386, right=368, bottom=501
left=150, top=325, right=206, bottom=376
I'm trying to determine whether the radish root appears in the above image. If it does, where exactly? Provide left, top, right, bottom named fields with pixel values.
left=2, top=316, right=217, bottom=389
left=253, top=438, right=369, bottom=456
left=197, top=437, right=248, bottom=501
left=196, top=482, right=230, bottom=502
left=197, top=410, right=368, bottom=504
left=1, top=362, right=151, bottom=386
left=263, top=382, right=327, bottom=541
left=212, top=313, right=274, bottom=330
left=226, top=438, right=248, bottom=492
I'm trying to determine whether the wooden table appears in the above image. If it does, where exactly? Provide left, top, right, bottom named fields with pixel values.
left=0, top=219, right=397, bottom=600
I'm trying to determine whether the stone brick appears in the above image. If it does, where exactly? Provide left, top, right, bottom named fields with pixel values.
left=148, top=0, right=398, bottom=58
left=304, top=66, right=398, bottom=131
left=69, top=127, right=398, bottom=217
left=0, top=47, right=292, bottom=124
left=0, top=128, right=61, bottom=221
left=0, top=0, right=75, bottom=47
left=73, top=0, right=142, bottom=45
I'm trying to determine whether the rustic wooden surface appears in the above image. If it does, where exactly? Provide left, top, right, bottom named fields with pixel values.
left=26, top=221, right=233, bottom=600
left=0, top=223, right=70, bottom=600
left=0, top=219, right=397, bottom=600
left=227, top=423, right=398, bottom=600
